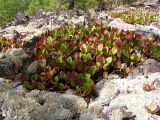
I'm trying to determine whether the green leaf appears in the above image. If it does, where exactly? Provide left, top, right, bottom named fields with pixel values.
left=111, top=46, right=118, bottom=55
left=60, top=43, right=67, bottom=53
left=151, top=47, right=160, bottom=58
left=97, top=43, right=103, bottom=51
left=85, top=74, right=91, bottom=80
left=58, top=56, right=63, bottom=63
left=103, top=72, right=108, bottom=78
left=23, top=81, right=32, bottom=90
left=31, top=74, right=39, bottom=81
left=59, top=71, right=66, bottom=80
left=82, top=78, right=94, bottom=95
left=82, top=53, right=92, bottom=62
left=67, top=56, right=73, bottom=64
left=106, top=57, right=112, bottom=66
left=41, top=49, right=48, bottom=55
left=67, top=57, right=76, bottom=69
left=59, top=83, right=65, bottom=90
left=123, top=45, right=130, bottom=57
left=82, top=44, right=88, bottom=53
left=54, top=76, right=59, bottom=82
left=89, top=66, right=97, bottom=75
left=154, top=51, right=160, bottom=58
left=136, top=53, right=142, bottom=61
left=96, top=62, right=101, bottom=67
left=37, top=82, right=45, bottom=90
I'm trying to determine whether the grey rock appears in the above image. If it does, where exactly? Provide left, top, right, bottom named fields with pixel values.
left=108, top=18, right=136, bottom=31
left=1, top=87, right=87, bottom=120
left=3, top=117, right=14, bottom=120
left=70, top=16, right=87, bottom=26
left=130, top=59, right=160, bottom=77
left=0, top=59, right=15, bottom=78
left=5, top=48, right=27, bottom=67
left=12, top=13, right=28, bottom=26
left=80, top=109, right=100, bottom=120
left=27, top=61, right=38, bottom=74
left=35, top=9, right=46, bottom=19
left=101, top=106, right=136, bottom=120
left=0, top=78, right=13, bottom=93
left=81, top=71, right=160, bottom=120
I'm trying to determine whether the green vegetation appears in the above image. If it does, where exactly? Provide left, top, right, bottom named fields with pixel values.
left=0, top=0, right=145, bottom=26
left=109, top=9, right=160, bottom=25
left=0, top=0, right=97, bottom=26
left=1, top=24, right=160, bottom=96
left=97, top=0, right=143, bottom=9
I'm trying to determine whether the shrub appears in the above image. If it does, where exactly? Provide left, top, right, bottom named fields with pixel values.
left=0, top=25, right=160, bottom=97
left=109, top=9, right=160, bottom=25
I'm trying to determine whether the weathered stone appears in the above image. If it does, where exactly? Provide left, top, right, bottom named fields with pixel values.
left=12, top=13, right=29, bottom=26
left=0, top=87, right=87, bottom=120
left=27, top=61, right=38, bottom=74
left=5, top=48, right=27, bottom=67
left=0, top=58, right=15, bottom=78
left=0, top=78, right=13, bottom=93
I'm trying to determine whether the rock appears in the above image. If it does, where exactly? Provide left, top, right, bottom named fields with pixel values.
left=57, top=16, right=65, bottom=22
left=95, top=79, right=119, bottom=104
left=0, top=58, right=15, bottom=78
left=5, top=48, right=27, bottom=67
left=35, top=9, right=46, bottom=19
left=80, top=109, right=100, bottom=120
left=129, top=59, right=160, bottom=77
left=136, top=25, right=160, bottom=37
left=101, top=106, right=136, bottom=120
left=0, top=78, right=13, bottom=93
left=12, top=13, right=29, bottom=26
left=80, top=71, right=160, bottom=120
left=0, top=87, right=87, bottom=120
left=27, top=61, right=38, bottom=74
left=108, top=18, right=136, bottom=31
left=70, top=16, right=86, bottom=26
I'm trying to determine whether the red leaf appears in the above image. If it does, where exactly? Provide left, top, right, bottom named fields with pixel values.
left=115, top=60, right=122, bottom=68
left=143, top=83, right=156, bottom=92
left=113, top=39, right=122, bottom=47
left=125, top=31, right=133, bottom=39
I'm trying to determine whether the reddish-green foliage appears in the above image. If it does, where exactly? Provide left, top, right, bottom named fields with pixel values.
left=0, top=24, right=160, bottom=96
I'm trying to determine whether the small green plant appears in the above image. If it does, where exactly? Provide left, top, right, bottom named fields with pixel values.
left=109, top=9, right=160, bottom=25
left=0, top=24, right=160, bottom=97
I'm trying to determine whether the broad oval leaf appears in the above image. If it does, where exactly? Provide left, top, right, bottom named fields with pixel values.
left=111, top=47, right=118, bottom=55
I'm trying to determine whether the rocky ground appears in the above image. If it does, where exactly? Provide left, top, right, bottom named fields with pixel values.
left=0, top=0, right=160, bottom=120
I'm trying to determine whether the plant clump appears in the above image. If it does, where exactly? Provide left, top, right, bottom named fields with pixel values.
left=109, top=9, right=160, bottom=25
left=0, top=25, right=160, bottom=97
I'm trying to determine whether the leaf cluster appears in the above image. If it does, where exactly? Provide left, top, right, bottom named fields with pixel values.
left=109, top=9, right=160, bottom=25
left=0, top=24, right=160, bottom=97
